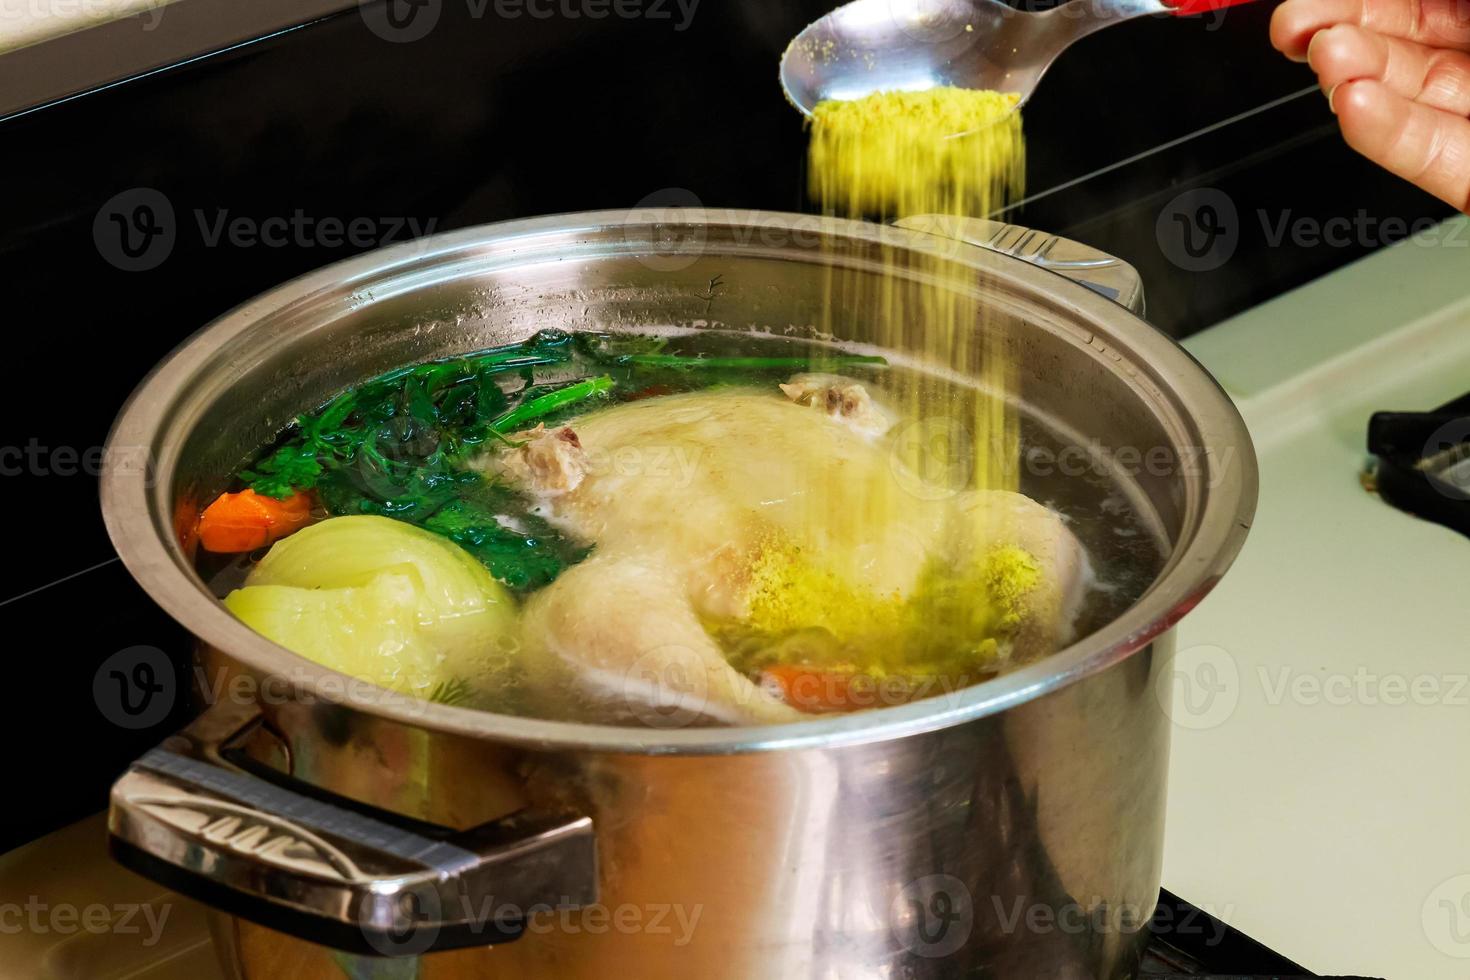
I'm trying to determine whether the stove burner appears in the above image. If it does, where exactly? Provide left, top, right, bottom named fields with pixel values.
left=1368, top=390, right=1470, bottom=536
left=1144, top=890, right=1382, bottom=978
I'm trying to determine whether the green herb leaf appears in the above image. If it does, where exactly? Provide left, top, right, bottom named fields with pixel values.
left=490, top=376, right=614, bottom=435
left=423, top=495, right=590, bottom=592
left=242, top=443, right=324, bottom=498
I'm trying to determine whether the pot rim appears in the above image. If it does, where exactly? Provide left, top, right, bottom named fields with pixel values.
left=101, top=208, right=1257, bottom=755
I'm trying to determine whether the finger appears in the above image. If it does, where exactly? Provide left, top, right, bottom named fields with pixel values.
left=1334, top=78, right=1470, bottom=210
left=1272, top=0, right=1470, bottom=61
left=1310, top=23, right=1470, bottom=115
left=1272, top=0, right=1322, bottom=61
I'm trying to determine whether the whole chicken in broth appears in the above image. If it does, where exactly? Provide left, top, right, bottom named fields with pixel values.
left=498, top=379, right=1088, bottom=724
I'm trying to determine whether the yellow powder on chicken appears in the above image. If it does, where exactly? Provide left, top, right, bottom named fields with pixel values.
left=976, top=545, right=1041, bottom=631
left=744, top=541, right=907, bottom=641
left=738, top=539, right=1041, bottom=675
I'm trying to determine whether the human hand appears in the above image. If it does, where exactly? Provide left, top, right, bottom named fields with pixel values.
left=1272, top=0, right=1470, bottom=210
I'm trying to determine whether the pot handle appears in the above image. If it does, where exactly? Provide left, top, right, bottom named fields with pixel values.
left=893, top=215, right=1146, bottom=316
left=108, top=700, right=597, bottom=956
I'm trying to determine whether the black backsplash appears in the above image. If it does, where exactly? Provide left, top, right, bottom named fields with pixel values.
left=0, top=0, right=1447, bottom=857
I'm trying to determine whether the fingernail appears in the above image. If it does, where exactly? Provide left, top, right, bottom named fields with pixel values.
left=1327, top=83, right=1339, bottom=114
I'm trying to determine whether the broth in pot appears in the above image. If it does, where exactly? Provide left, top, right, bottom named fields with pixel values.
left=195, top=327, right=1166, bottom=727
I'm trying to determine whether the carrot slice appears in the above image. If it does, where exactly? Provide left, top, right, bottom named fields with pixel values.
left=198, top=489, right=313, bottom=553
left=761, top=665, right=866, bottom=714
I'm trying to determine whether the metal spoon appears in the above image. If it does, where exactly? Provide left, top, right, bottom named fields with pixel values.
left=780, top=0, right=1253, bottom=119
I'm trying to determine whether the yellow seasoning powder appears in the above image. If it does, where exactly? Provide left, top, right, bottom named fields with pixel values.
left=733, top=540, right=1042, bottom=678
left=806, top=86, right=1026, bottom=500
left=807, top=87, right=1024, bottom=217
left=726, top=86, right=1038, bottom=685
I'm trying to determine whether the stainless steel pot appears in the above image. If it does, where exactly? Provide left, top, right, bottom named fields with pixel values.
left=100, top=209, right=1255, bottom=980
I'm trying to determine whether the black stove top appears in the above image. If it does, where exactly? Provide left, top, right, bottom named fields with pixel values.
left=1144, top=892, right=1378, bottom=979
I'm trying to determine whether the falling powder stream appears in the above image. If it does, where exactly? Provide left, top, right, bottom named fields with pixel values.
left=806, top=86, right=1027, bottom=537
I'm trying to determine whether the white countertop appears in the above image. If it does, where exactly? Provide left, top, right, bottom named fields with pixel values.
left=0, top=0, right=174, bottom=54
left=1171, top=217, right=1470, bottom=979
left=0, top=0, right=357, bottom=120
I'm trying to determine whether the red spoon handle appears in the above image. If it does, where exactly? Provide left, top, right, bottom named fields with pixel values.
left=1165, top=0, right=1258, bottom=14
